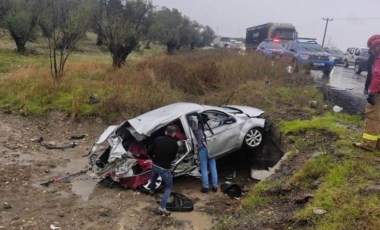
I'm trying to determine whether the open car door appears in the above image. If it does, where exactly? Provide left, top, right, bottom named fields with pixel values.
left=201, top=110, right=240, bottom=158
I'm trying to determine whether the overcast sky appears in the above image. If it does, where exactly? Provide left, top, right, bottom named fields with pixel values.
left=152, top=0, right=380, bottom=51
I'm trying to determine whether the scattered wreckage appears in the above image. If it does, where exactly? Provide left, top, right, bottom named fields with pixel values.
left=88, top=102, right=267, bottom=192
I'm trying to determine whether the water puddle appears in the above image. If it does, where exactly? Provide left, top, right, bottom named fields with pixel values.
left=251, top=151, right=290, bottom=181
left=172, top=212, right=214, bottom=230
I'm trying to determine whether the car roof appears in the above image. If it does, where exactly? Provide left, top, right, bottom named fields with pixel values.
left=128, top=103, right=204, bottom=135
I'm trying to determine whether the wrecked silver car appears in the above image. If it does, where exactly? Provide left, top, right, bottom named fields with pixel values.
left=88, top=102, right=266, bottom=190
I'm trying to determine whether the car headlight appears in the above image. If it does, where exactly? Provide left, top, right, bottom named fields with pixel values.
left=300, top=54, right=310, bottom=60
left=329, top=56, right=335, bottom=61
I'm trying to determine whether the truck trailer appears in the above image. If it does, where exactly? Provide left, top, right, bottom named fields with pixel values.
left=246, top=22, right=297, bottom=49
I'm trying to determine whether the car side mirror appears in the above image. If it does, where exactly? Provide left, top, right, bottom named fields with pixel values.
left=224, top=117, right=236, bottom=124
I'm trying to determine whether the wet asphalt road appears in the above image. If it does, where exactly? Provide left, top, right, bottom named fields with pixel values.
left=311, top=65, right=367, bottom=115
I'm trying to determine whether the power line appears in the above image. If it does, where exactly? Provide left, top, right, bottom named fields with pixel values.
left=322, top=18, right=333, bottom=48
left=334, top=17, right=380, bottom=20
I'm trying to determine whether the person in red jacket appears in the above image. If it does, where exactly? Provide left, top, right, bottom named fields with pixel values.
left=354, top=35, right=380, bottom=151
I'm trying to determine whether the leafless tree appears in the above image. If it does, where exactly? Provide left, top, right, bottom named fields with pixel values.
left=39, top=0, right=92, bottom=81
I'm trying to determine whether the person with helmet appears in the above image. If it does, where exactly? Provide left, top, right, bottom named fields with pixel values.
left=354, top=35, right=380, bottom=151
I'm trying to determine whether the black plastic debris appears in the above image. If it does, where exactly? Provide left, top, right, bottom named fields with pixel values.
left=69, top=134, right=86, bottom=140
left=221, top=182, right=242, bottom=198
left=36, top=137, right=77, bottom=150
left=165, top=192, right=194, bottom=212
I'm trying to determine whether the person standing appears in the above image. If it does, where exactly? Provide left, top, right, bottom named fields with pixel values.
left=190, top=117, right=218, bottom=193
left=148, top=126, right=178, bottom=215
left=354, top=35, right=380, bottom=151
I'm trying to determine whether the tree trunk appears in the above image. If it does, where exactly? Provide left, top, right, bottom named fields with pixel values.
left=166, top=43, right=176, bottom=55
left=12, top=35, right=27, bottom=53
left=144, top=40, right=151, bottom=49
left=109, top=43, right=132, bottom=68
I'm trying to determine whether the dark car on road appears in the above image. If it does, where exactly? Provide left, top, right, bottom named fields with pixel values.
left=354, top=50, right=370, bottom=74
left=256, top=39, right=285, bottom=58
left=325, top=48, right=345, bottom=65
left=281, top=38, right=335, bottom=75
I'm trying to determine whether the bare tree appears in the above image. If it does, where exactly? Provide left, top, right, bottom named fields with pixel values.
left=39, top=0, right=92, bottom=81
left=0, top=0, right=40, bottom=53
left=94, top=0, right=153, bottom=68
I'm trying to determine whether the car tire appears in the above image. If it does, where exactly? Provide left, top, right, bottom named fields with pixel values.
left=344, top=59, right=349, bottom=68
left=244, top=127, right=264, bottom=149
left=138, top=176, right=164, bottom=194
left=354, top=63, right=362, bottom=74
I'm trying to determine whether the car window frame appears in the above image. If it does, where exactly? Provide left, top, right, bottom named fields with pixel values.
left=201, top=110, right=236, bottom=131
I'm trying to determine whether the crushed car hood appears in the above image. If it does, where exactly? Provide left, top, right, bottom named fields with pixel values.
left=226, top=105, right=264, bottom=117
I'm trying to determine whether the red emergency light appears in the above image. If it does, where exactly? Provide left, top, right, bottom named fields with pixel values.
left=273, top=38, right=281, bottom=43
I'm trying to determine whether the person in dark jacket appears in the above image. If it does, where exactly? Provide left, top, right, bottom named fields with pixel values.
left=364, top=52, right=375, bottom=94
left=148, top=125, right=178, bottom=215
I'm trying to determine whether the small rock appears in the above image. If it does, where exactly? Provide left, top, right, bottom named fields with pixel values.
left=49, top=188, right=57, bottom=194
left=313, top=208, right=328, bottom=215
left=309, top=100, right=318, bottom=108
left=310, top=180, right=320, bottom=189
left=99, top=208, right=109, bottom=217
left=45, top=169, right=50, bottom=173
left=312, top=152, right=326, bottom=158
left=58, top=212, right=65, bottom=217
left=3, top=202, right=11, bottom=209
left=333, top=105, right=343, bottom=113
left=295, top=193, right=314, bottom=204
left=322, top=104, right=329, bottom=110
left=359, top=185, right=380, bottom=196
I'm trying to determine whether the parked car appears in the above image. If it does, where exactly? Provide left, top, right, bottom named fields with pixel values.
left=256, top=39, right=285, bottom=58
left=325, top=48, right=345, bottom=65
left=354, top=50, right=370, bottom=74
left=281, top=38, right=335, bottom=75
left=88, top=102, right=267, bottom=191
left=343, top=47, right=369, bottom=68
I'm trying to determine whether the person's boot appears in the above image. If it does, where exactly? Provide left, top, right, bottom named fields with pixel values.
left=376, top=141, right=380, bottom=151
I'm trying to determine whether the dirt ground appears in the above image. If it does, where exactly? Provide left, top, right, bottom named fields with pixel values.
left=0, top=111, right=256, bottom=230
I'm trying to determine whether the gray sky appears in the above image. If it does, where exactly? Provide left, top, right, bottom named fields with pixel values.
left=152, top=0, right=380, bottom=51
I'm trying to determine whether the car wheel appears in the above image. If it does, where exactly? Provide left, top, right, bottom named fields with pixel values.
left=354, top=63, right=362, bottom=74
left=244, top=128, right=264, bottom=149
left=343, top=59, right=349, bottom=68
left=138, top=176, right=163, bottom=194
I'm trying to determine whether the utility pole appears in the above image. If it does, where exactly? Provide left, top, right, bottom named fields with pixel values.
left=322, top=18, right=333, bottom=48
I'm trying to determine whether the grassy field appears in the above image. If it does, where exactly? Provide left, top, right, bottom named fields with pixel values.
left=1, top=34, right=378, bottom=229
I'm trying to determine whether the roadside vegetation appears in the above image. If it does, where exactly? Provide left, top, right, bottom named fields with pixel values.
left=220, top=112, right=380, bottom=229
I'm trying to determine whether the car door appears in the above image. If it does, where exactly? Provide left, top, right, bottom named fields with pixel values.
left=348, top=48, right=356, bottom=64
left=201, top=110, right=240, bottom=158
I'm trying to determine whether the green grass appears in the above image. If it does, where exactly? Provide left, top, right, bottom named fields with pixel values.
left=227, top=112, right=380, bottom=229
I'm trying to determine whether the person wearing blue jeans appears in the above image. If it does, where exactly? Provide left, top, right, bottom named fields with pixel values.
left=147, top=126, right=178, bottom=215
left=198, top=146, right=218, bottom=193
left=149, top=165, right=172, bottom=213
left=190, top=116, right=218, bottom=193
